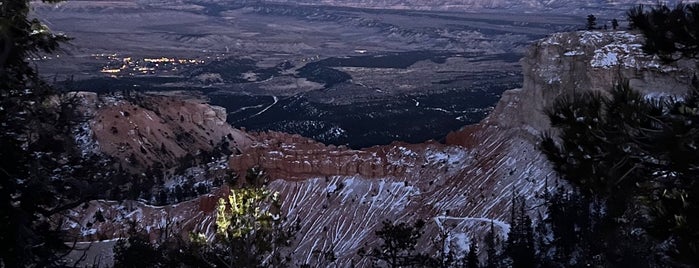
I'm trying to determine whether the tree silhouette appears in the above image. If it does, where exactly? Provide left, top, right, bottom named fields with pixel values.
left=586, top=14, right=597, bottom=30
left=114, top=224, right=166, bottom=268
left=1, top=0, right=112, bottom=266
left=483, top=220, right=501, bottom=268
left=367, top=219, right=433, bottom=267
left=505, top=196, right=535, bottom=268
left=466, top=242, right=479, bottom=268
left=627, top=3, right=699, bottom=62
left=541, top=81, right=699, bottom=266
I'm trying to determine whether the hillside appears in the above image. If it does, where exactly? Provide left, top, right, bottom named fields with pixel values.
left=59, top=30, right=698, bottom=267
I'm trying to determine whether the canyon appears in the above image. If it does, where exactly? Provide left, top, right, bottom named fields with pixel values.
left=59, top=30, right=697, bottom=266
left=34, top=0, right=588, bottom=148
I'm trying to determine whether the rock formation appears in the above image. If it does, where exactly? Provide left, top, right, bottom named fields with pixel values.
left=60, top=30, right=697, bottom=267
left=75, top=92, right=253, bottom=171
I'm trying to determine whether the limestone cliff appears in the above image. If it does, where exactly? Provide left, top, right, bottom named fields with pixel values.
left=61, top=31, right=697, bottom=267
left=476, top=31, right=696, bottom=133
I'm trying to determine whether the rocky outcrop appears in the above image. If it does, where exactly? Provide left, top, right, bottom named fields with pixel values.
left=230, top=132, right=464, bottom=180
left=449, top=30, right=697, bottom=141
left=78, top=92, right=253, bottom=171
left=62, top=30, right=698, bottom=267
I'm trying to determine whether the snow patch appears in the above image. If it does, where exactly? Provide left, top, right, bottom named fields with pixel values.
left=326, top=183, right=338, bottom=193
left=645, top=91, right=683, bottom=102
left=563, top=50, right=585, bottom=56
left=397, top=146, right=417, bottom=157
left=452, top=233, right=470, bottom=254
left=434, top=216, right=511, bottom=239
left=586, top=31, right=678, bottom=71
left=73, top=121, right=99, bottom=157
left=81, top=228, right=97, bottom=237
left=591, top=51, right=618, bottom=67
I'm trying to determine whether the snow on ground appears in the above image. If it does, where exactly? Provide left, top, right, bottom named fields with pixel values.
left=563, top=50, right=585, bottom=56
left=539, top=31, right=682, bottom=72
left=424, top=146, right=469, bottom=166
left=73, top=121, right=100, bottom=157
left=584, top=31, right=678, bottom=71
left=645, top=91, right=684, bottom=101
left=268, top=174, right=428, bottom=264
left=434, top=216, right=510, bottom=239
left=592, top=51, right=619, bottom=67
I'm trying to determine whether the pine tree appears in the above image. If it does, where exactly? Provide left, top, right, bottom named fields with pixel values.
left=611, top=18, right=619, bottom=30
left=627, top=3, right=699, bottom=61
left=467, top=242, right=479, bottom=268
left=434, top=225, right=457, bottom=267
left=541, top=81, right=699, bottom=266
left=483, top=220, right=501, bottom=268
left=114, top=167, right=295, bottom=268
left=214, top=187, right=285, bottom=265
left=369, top=219, right=433, bottom=267
left=1, top=0, right=111, bottom=266
left=586, top=14, right=597, bottom=30
left=506, top=196, right=535, bottom=268
left=114, top=225, right=165, bottom=268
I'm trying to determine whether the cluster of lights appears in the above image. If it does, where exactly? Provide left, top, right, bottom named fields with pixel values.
left=98, top=55, right=205, bottom=75
left=143, top=57, right=203, bottom=64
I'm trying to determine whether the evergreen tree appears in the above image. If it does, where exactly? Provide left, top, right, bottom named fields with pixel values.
left=541, top=81, right=699, bottom=266
left=114, top=228, right=165, bottom=268
left=433, top=226, right=457, bottom=267
left=483, top=220, right=501, bottom=268
left=1, top=0, right=112, bottom=266
left=547, top=188, right=582, bottom=262
left=201, top=187, right=287, bottom=267
left=367, top=219, right=433, bottom=267
left=611, top=18, right=619, bottom=30
left=586, top=14, right=597, bottom=30
left=505, top=196, right=535, bottom=268
left=627, top=3, right=699, bottom=62
left=467, top=242, right=479, bottom=268
left=113, top=168, right=296, bottom=268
